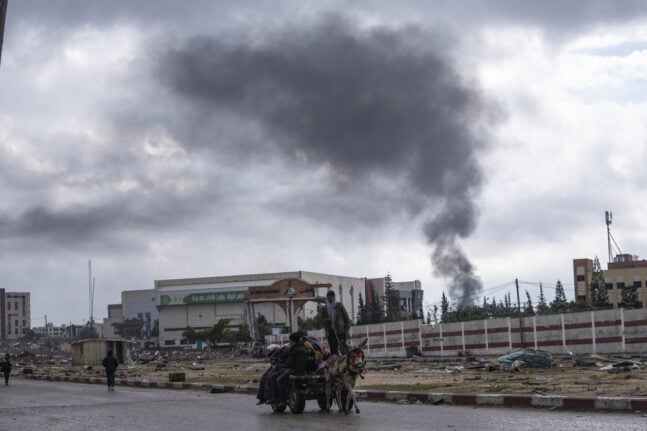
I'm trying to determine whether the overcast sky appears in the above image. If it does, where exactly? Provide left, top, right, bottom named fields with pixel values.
left=2, top=1, right=647, bottom=326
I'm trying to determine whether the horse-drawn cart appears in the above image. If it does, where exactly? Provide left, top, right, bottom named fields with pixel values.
left=268, top=339, right=367, bottom=414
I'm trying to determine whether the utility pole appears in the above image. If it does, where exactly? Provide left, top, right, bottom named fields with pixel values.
left=0, top=0, right=8, bottom=65
left=515, top=279, right=525, bottom=347
left=88, top=260, right=95, bottom=331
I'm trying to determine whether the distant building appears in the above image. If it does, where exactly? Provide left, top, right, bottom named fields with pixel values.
left=102, top=290, right=159, bottom=341
left=122, top=289, right=158, bottom=340
left=0, top=290, right=30, bottom=340
left=32, top=322, right=81, bottom=339
left=365, top=277, right=424, bottom=319
left=102, top=304, right=123, bottom=339
left=573, top=254, right=646, bottom=308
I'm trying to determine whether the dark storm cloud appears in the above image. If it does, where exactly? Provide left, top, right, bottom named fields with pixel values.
left=155, top=16, right=492, bottom=304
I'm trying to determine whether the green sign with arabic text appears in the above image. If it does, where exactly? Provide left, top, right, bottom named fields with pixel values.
left=159, top=291, right=245, bottom=306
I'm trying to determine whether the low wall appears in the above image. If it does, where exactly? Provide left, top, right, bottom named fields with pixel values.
left=266, top=308, right=647, bottom=358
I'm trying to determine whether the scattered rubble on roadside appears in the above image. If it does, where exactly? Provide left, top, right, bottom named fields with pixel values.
left=3, top=339, right=646, bottom=398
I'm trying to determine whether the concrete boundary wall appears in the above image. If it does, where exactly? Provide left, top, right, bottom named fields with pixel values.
left=419, top=308, right=647, bottom=357
left=266, top=308, right=647, bottom=358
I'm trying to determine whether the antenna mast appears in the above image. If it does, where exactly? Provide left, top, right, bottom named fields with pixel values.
left=605, top=210, right=623, bottom=263
left=88, top=260, right=95, bottom=330
left=606, top=211, right=613, bottom=263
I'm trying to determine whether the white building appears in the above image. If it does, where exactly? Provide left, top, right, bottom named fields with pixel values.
left=154, top=271, right=364, bottom=347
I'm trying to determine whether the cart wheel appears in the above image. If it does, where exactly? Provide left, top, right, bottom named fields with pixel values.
left=288, top=389, right=306, bottom=414
left=271, top=402, right=286, bottom=413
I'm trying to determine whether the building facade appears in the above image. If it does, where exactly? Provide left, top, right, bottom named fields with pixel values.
left=153, top=271, right=365, bottom=347
left=573, top=254, right=646, bottom=308
left=0, top=290, right=30, bottom=340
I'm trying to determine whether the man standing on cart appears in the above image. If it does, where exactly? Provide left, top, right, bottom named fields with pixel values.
left=321, top=290, right=350, bottom=355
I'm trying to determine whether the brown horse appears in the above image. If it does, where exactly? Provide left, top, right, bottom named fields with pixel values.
left=325, top=338, right=367, bottom=413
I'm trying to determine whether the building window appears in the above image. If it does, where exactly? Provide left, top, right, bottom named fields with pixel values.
left=605, top=283, right=613, bottom=290
left=164, top=340, right=175, bottom=346
left=22, top=320, right=25, bottom=327
left=577, top=275, right=585, bottom=281
left=633, top=281, right=642, bottom=290
left=577, top=295, right=586, bottom=301
left=617, top=282, right=625, bottom=290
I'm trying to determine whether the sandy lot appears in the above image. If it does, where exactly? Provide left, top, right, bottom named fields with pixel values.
left=17, top=355, right=647, bottom=398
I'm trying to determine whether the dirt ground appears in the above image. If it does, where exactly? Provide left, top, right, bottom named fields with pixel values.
left=16, top=355, right=647, bottom=398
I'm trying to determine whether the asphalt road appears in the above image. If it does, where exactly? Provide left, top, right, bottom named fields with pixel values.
left=1, top=380, right=646, bottom=431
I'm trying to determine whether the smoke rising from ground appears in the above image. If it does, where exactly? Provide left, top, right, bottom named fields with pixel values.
left=157, top=16, right=490, bottom=304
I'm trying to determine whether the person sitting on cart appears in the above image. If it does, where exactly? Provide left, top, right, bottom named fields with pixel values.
left=256, top=344, right=281, bottom=405
left=267, top=331, right=307, bottom=405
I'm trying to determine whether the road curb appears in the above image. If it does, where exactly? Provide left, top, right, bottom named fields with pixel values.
left=23, top=374, right=645, bottom=412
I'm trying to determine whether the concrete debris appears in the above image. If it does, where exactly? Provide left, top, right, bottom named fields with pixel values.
left=191, top=362, right=206, bottom=370
left=414, top=366, right=464, bottom=374
left=498, top=349, right=553, bottom=371
left=375, top=364, right=402, bottom=371
left=599, top=361, right=641, bottom=373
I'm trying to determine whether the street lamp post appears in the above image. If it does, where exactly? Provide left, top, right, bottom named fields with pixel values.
left=285, top=283, right=296, bottom=332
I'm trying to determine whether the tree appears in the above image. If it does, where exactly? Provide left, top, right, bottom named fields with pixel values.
left=298, top=316, right=320, bottom=331
left=621, top=285, right=642, bottom=309
left=182, top=326, right=200, bottom=344
left=112, top=318, right=144, bottom=339
left=524, top=290, right=534, bottom=314
left=537, top=283, right=548, bottom=314
left=384, top=273, right=400, bottom=321
left=255, top=313, right=272, bottom=339
left=79, top=324, right=98, bottom=340
left=151, top=319, right=159, bottom=338
left=440, top=292, right=449, bottom=323
left=233, top=323, right=253, bottom=342
left=369, top=285, right=382, bottom=324
left=433, top=304, right=438, bottom=324
left=357, top=293, right=369, bottom=325
left=550, top=280, right=568, bottom=312
left=20, top=328, right=39, bottom=342
left=555, top=280, right=566, bottom=302
left=426, top=311, right=432, bottom=324
left=204, top=319, right=234, bottom=347
left=590, top=256, right=610, bottom=308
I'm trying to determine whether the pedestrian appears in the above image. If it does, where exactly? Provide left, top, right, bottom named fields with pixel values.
left=1, top=354, right=11, bottom=386
left=102, top=350, right=119, bottom=391
left=320, top=290, right=350, bottom=355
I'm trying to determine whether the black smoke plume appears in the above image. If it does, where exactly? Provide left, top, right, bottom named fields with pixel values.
left=157, top=16, right=491, bottom=304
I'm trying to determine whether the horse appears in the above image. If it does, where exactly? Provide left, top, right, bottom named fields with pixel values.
left=324, top=338, right=367, bottom=414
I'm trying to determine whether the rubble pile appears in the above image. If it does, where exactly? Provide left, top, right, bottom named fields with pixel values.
left=5, top=339, right=646, bottom=397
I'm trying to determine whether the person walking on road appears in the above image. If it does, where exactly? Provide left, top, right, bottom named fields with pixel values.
left=102, top=350, right=119, bottom=391
left=320, top=290, right=350, bottom=355
left=1, top=353, right=11, bottom=386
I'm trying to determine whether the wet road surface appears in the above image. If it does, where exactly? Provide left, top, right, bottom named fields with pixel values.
left=1, top=380, right=646, bottom=431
